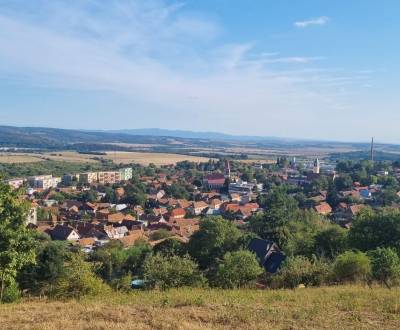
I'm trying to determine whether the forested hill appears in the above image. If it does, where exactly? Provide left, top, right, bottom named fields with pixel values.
left=0, top=126, right=189, bottom=149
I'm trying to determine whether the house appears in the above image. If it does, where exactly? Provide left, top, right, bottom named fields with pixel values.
left=177, top=199, right=190, bottom=209
left=248, top=238, right=286, bottom=273
left=104, top=225, right=128, bottom=239
left=50, top=224, right=80, bottom=241
left=349, top=204, right=367, bottom=217
left=169, top=208, right=186, bottom=220
left=169, top=218, right=200, bottom=238
left=118, top=229, right=147, bottom=247
left=190, top=201, right=209, bottom=215
left=313, top=202, right=332, bottom=215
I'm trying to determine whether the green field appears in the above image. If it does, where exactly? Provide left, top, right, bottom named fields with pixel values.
left=0, top=286, right=399, bottom=329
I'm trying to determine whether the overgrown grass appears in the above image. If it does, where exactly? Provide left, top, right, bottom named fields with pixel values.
left=0, top=286, right=399, bottom=329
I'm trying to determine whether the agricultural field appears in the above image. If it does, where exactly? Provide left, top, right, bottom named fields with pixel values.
left=101, top=151, right=212, bottom=165
left=0, top=286, right=398, bottom=329
left=0, top=151, right=212, bottom=166
left=0, top=153, right=44, bottom=163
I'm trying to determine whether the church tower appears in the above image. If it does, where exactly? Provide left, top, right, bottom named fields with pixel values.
left=224, top=160, right=231, bottom=178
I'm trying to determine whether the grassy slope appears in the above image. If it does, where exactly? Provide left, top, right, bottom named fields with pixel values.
left=0, top=286, right=399, bottom=329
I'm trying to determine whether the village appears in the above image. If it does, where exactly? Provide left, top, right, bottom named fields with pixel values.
left=5, top=155, right=400, bottom=254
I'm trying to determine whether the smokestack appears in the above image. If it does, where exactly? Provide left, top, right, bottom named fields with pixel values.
left=370, top=137, right=374, bottom=162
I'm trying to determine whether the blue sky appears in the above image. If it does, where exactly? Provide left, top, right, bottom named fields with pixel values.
left=0, top=0, right=399, bottom=142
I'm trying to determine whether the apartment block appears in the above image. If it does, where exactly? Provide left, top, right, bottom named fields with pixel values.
left=97, top=171, right=122, bottom=185
left=79, top=172, right=98, bottom=185
left=119, top=167, right=133, bottom=181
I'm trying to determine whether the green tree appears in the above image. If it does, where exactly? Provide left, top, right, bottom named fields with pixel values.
left=143, top=254, right=206, bottom=290
left=314, top=226, right=348, bottom=259
left=18, top=241, right=69, bottom=295
left=333, top=251, right=371, bottom=284
left=188, top=216, right=242, bottom=269
left=153, top=238, right=187, bottom=257
left=249, top=187, right=298, bottom=247
left=213, top=250, right=263, bottom=288
left=368, top=248, right=400, bottom=288
left=348, top=208, right=400, bottom=253
left=0, top=180, right=37, bottom=302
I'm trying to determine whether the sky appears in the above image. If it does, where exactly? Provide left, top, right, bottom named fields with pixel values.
left=0, top=0, right=399, bottom=143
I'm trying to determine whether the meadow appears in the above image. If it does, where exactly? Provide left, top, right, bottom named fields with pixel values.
left=0, top=286, right=398, bottom=329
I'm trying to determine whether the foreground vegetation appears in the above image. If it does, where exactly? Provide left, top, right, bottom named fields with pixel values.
left=0, top=286, right=399, bottom=329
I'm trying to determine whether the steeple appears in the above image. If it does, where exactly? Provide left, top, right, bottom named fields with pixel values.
left=224, top=160, right=231, bottom=178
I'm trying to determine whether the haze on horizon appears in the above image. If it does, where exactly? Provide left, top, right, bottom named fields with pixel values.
left=0, top=1, right=399, bottom=143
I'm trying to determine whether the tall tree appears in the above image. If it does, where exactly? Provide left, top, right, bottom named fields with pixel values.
left=249, top=187, right=298, bottom=247
left=0, top=180, right=37, bottom=302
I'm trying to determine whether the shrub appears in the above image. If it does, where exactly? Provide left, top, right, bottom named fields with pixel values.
left=149, top=229, right=172, bottom=241
left=368, top=247, right=400, bottom=288
left=213, top=250, right=264, bottom=289
left=50, top=254, right=110, bottom=299
left=333, top=251, right=371, bottom=284
left=269, top=256, right=331, bottom=289
left=143, top=254, right=206, bottom=290
left=1, top=279, right=21, bottom=303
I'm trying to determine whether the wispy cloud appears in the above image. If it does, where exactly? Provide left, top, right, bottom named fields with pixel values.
left=294, top=16, right=329, bottom=28
left=0, top=1, right=366, bottom=136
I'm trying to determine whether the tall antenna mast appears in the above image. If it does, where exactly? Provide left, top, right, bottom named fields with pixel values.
left=370, top=137, right=374, bottom=162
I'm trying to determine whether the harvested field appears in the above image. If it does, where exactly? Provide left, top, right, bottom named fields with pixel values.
left=0, top=151, right=211, bottom=166
left=102, top=151, right=212, bottom=165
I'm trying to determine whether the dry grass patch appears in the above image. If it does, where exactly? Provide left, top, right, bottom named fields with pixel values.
left=0, top=286, right=399, bottom=329
left=0, top=153, right=44, bottom=163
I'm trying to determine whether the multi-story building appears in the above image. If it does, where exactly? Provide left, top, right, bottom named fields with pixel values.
left=7, top=178, right=24, bottom=189
left=228, top=179, right=263, bottom=195
left=119, top=167, right=133, bottom=181
left=28, top=175, right=61, bottom=189
left=79, top=172, right=98, bottom=185
left=97, top=171, right=122, bottom=185
left=62, top=173, right=79, bottom=186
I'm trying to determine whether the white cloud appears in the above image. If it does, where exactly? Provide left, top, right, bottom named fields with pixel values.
left=294, top=16, right=329, bottom=28
left=0, top=1, right=368, bottom=137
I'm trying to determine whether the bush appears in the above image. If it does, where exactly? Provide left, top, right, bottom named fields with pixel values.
left=149, top=229, right=172, bottom=241
left=213, top=250, right=264, bottom=289
left=1, top=279, right=21, bottom=303
left=368, top=247, right=400, bottom=288
left=143, top=254, right=206, bottom=290
left=269, top=256, right=331, bottom=289
left=50, top=254, right=110, bottom=299
left=333, top=251, right=371, bottom=284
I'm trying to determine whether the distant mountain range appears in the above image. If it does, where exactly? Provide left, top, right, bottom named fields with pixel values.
left=0, top=126, right=397, bottom=155
left=107, top=128, right=284, bottom=142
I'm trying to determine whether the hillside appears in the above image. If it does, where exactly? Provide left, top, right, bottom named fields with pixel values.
left=0, top=286, right=399, bottom=329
